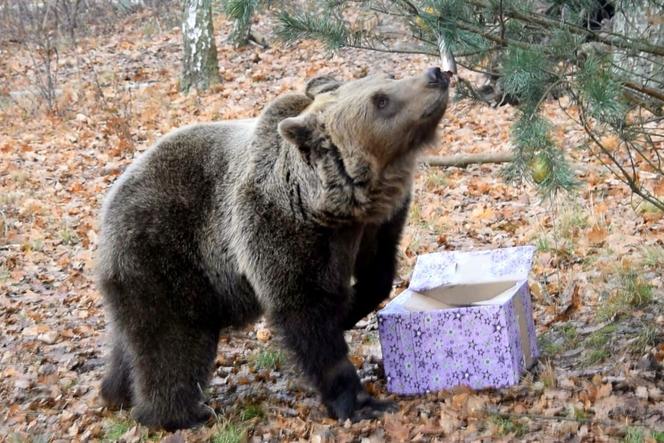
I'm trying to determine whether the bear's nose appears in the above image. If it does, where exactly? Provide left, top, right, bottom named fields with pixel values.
left=426, top=67, right=449, bottom=88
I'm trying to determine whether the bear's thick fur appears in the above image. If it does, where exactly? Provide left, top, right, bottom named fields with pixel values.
left=98, top=68, right=450, bottom=430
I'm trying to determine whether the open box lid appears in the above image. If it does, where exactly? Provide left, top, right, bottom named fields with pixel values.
left=409, top=246, right=535, bottom=293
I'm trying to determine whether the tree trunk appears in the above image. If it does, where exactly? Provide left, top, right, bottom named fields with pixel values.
left=181, top=0, right=220, bottom=93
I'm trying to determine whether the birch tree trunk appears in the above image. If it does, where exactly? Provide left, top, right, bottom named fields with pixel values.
left=181, top=0, right=220, bottom=93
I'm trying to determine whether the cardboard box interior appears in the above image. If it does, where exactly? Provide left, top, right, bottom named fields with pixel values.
left=393, top=280, right=520, bottom=312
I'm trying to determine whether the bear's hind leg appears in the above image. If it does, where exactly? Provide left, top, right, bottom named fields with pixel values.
left=100, top=243, right=224, bottom=431
left=128, top=322, right=219, bottom=431
left=101, top=336, right=133, bottom=409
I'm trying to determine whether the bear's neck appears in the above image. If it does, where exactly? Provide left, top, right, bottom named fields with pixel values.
left=249, top=135, right=415, bottom=227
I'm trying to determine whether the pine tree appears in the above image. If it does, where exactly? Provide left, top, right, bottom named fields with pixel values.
left=221, top=0, right=260, bottom=46
left=275, top=0, right=663, bottom=210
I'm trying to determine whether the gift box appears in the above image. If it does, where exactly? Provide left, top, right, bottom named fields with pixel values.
left=377, top=246, right=539, bottom=395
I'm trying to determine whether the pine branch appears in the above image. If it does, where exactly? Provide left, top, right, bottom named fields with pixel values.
left=431, top=14, right=538, bottom=51
left=465, top=0, right=664, bottom=57
left=276, top=0, right=664, bottom=202
left=277, top=11, right=355, bottom=49
left=575, top=101, right=664, bottom=211
left=278, top=10, right=438, bottom=56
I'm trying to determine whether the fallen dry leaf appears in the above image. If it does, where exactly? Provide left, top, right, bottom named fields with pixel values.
left=439, top=409, right=462, bottom=435
left=599, top=134, right=620, bottom=152
left=256, top=328, right=272, bottom=342
left=654, top=180, right=664, bottom=197
left=160, top=431, right=186, bottom=443
left=383, top=414, right=410, bottom=441
left=587, top=225, right=608, bottom=245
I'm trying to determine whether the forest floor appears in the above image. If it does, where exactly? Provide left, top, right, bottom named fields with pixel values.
left=1, top=6, right=663, bottom=443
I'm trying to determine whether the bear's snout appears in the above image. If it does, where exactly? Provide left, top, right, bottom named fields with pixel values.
left=425, top=67, right=449, bottom=88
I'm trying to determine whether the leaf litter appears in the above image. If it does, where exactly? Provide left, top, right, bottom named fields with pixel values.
left=1, top=6, right=663, bottom=443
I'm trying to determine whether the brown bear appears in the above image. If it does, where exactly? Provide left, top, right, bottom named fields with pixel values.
left=97, top=67, right=451, bottom=430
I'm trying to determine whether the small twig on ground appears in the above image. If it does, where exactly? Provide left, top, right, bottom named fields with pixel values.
left=486, top=408, right=615, bottom=427
left=565, top=367, right=615, bottom=378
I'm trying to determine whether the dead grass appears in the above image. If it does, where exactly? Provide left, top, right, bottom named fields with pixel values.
left=599, top=268, right=654, bottom=320
left=538, top=359, right=557, bottom=388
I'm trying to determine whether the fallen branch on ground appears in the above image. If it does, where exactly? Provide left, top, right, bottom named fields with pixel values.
left=423, top=152, right=515, bottom=167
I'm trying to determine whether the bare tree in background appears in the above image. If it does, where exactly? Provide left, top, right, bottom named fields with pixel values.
left=0, top=0, right=179, bottom=113
left=181, top=0, right=220, bottom=93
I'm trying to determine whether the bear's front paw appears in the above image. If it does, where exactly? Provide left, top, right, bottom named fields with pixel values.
left=321, top=358, right=398, bottom=421
left=324, top=389, right=398, bottom=422
left=131, top=403, right=213, bottom=431
left=352, top=392, right=399, bottom=421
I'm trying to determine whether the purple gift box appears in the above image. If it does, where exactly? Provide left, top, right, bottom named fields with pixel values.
left=377, top=246, right=539, bottom=395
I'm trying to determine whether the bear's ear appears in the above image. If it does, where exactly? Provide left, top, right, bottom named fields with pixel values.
left=305, top=76, right=341, bottom=98
left=278, top=114, right=317, bottom=147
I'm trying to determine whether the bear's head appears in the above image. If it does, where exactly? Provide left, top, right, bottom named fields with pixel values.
left=278, top=68, right=451, bottom=224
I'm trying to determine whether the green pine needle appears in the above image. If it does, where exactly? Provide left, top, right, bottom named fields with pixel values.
left=278, top=11, right=350, bottom=49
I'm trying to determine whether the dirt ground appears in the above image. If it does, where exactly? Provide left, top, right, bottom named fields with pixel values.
left=1, top=7, right=663, bottom=443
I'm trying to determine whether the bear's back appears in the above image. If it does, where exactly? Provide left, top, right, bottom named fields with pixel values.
left=98, top=120, right=257, bottom=272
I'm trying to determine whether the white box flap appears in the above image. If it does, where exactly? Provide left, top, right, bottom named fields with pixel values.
left=409, top=246, right=535, bottom=292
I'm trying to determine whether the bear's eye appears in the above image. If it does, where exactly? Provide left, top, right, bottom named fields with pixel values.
left=372, top=94, right=390, bottom=110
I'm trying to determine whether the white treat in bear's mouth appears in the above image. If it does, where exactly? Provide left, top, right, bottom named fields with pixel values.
left=439, top=37, right=457, bottom=86
left=439, top=39, right=457, bottom=70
